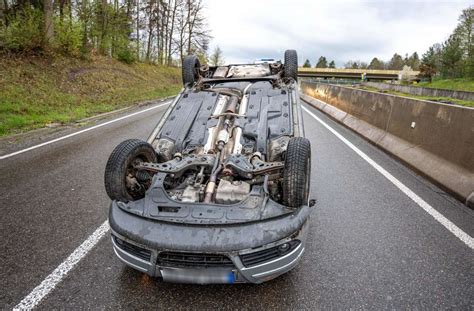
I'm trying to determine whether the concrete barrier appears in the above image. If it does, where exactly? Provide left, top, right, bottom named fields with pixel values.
left=300, top=81, right=474, bottom=208
left=364, top=81, right=474, bottom=101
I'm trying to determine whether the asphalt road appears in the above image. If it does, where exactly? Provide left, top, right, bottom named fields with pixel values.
left=1, top=99, right=473, bottom=309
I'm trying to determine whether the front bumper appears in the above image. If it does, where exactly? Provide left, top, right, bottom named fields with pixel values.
left=109, top=201, right=310, bottom=284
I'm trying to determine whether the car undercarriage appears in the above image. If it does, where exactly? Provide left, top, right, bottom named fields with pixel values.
left=105, top=50, right=314, bottom=284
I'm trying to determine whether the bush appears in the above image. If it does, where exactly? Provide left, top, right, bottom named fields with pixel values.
left=53, top=14, right=83, bottom=56
left=1, top=8, right=43, bottom=52
left=400, top=65, right=414, bottom=84
left=117, top=47, right=136, bottom=64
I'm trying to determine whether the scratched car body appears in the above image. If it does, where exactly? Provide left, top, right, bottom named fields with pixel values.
left=105, top=49, right=313, bottom=284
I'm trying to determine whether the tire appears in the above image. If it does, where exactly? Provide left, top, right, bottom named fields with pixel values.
left=284, top=49, right=298, bottom=81
left=282, top=137, right=311, bottom=207
left=182, top=55, right=201, bottom=86
left=104, top=139, right=157, bottom=202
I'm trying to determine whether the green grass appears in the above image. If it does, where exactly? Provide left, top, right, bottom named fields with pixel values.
left=416, top=78, right=474, bottom=92
left=0, top=55, right=182, bottom=136
left=356, top=85, right=474, bottom=108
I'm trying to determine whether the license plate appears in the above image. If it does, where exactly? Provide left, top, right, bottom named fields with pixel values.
left=160, top=268, right=236, bottom=284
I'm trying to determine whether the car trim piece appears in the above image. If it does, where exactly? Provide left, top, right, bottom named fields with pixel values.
left=251, top=247, right=305, bottom=278
left=147, top=89, right=184, bottom=144
left=112, top=245, right=149, bottom=272
left=111, top=237, right=150, bottom=272
left=240, top=242, right=303, bottom=271
left=111, top=236, right=150, bottom=264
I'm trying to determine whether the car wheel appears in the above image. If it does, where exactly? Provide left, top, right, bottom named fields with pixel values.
left=282, top=137, right=311, bottom=207
left=182, top=55, right=201, bottom=86
left=284, top=49, right=298, bottom=81
left=104, top=139, right=157, bottom=202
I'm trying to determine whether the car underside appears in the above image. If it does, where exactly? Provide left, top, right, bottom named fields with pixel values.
left=105, top=50, right=314, bottom=284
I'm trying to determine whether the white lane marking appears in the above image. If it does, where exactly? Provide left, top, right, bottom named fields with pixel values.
left=13, top=221, right=110, bottom=310
left=11, top=100, right=168, bottom=308
left=1, top=102, right=170, bottom=160
left=302, top=106, right=474, bottom=250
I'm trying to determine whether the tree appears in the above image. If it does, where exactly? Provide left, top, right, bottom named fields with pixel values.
left=388, top=53, right=404, bottom=70
left=344, top=60, right=357, bottom=69
left=167, top=0, right=179, bottom=65
left=441, top=34, right=464, bottom=78
left=184, top=0, right=210, bottom=57
left=302, top=59, right=311, bottom=68
left=407, top=52, right=420, bottom=70
left=209, top=46, right=224, bottom=66
left=418, top=63, right=437, bottom=82
left=417, top=6, right=473, bottom=78
left=403, top=53, right=409, bottom=66
left=43, top=0, right=54, bottom=48
left=134, top=0, right=141, bottom=59
left=420, top=44, right=442, bottom=80
left=145, top=0, right=156, bottom=61
left=0, top=0, right=212, bottom=64
left=457, top=7, right=474, bottom=54
left=400, top=65, right=414, bottom=84
left=101, top=0, right=109, bottom=54
left=315, top=56, right=328, bottom=68
left=368, top=57, right=384, bottom=69
left=174, top=0, right=210, bottom=61
left=1, top=0, right=9, bottom=27
left=344, top=60, right=366, bottom=69
left=328, top=60, right=336, bottom=68
left=454, top=7, right=474, bottom=76
left=422, top=44, right=442, bottom=69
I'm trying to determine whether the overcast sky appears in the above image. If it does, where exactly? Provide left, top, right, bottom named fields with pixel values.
left=204, top=0, right=472, bottom=66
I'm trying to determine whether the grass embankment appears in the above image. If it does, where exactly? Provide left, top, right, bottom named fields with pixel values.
left=0, top=55, right=182, bottom=136
left=417, top=78, right=474, bottom=92
left=357, top=85, right=474, bottom=108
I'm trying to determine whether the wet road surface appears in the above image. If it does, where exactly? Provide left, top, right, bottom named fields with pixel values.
left=1, top=99, right=473, bottom=309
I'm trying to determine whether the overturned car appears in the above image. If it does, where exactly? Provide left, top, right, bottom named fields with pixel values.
left=105, top=50, right=313, bottom=284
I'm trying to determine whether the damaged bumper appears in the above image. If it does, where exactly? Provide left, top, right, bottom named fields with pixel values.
left=109, top=201, right=311, bottom=284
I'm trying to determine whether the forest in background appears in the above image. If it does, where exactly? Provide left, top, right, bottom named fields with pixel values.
left=302, top=7, right=474, bottom=81
left=1, top=2, right=473, bottom=137
left=0, top=0, right=211, bottom=64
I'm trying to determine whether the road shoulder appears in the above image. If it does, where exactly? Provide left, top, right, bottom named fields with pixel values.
left=0, top=96, right=174, bottom=157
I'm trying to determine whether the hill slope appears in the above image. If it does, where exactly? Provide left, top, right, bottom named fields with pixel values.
left=417, top=78, right=474, bottom=92
left=0, top=55, right=182, bottom=136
